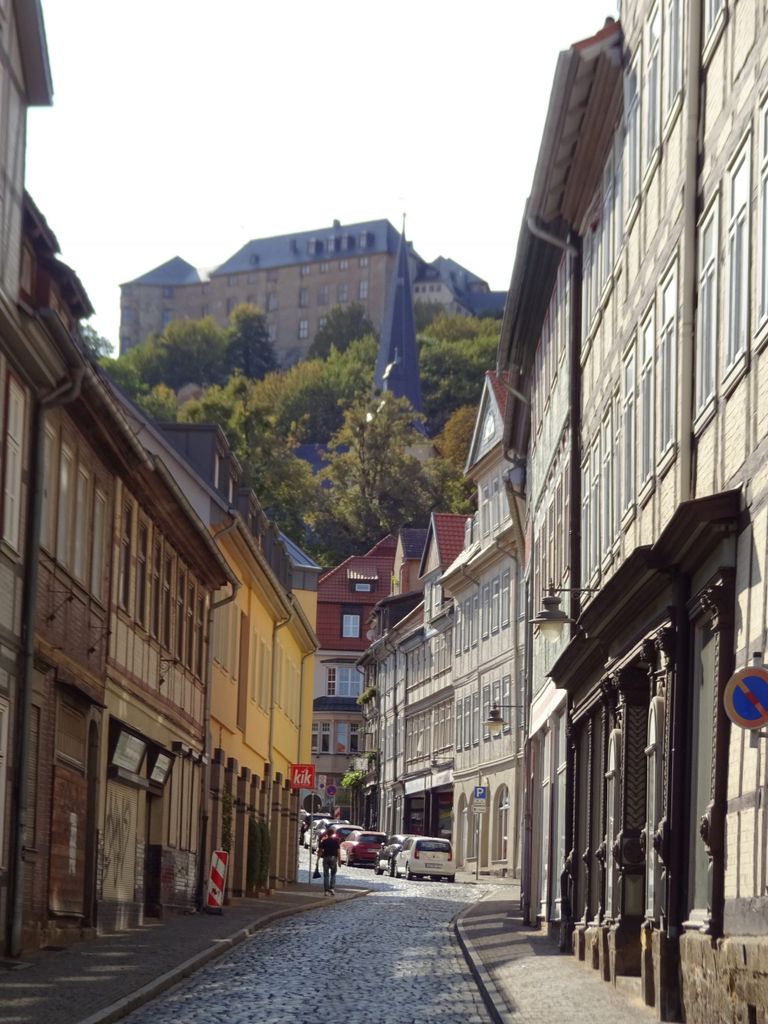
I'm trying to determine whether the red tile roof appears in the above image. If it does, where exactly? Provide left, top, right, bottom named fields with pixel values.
left=487, top=370, right=510, bottom=419
left=432, top=513, right=470, bottom=568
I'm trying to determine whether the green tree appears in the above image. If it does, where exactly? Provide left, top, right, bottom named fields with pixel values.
left=435, top=404, right=477, bottom=473
left=414, top=301, right=445, bottom=333
left=155, top=317, right=228, bottom=390
left=226, top=304, right=278, bottom=380
left=80, top=322, right=113, bottom=358
left=136, top=383, right=178, bottom=422
left=311, top=394, right=437, bottom=560
left=418, top=326, right=498, bottom=435
left=308, top=303, right=375, bottom=359
left=180, top=373, right=318, bottom=542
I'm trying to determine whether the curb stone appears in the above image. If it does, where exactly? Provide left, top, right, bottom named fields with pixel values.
left=75, top=889, right=370, bottom=1024
left=454, top=901, right=516, bottom=1024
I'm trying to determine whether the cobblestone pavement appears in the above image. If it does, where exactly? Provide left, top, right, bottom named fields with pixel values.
left=458, top=897, right=656, bottom=1024
left=121, top=866, right=491, bottom=1024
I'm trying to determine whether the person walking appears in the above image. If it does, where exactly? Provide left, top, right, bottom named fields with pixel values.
left=316, top=824, right=341, bottom=895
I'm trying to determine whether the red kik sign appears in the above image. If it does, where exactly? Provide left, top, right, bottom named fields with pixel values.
left=289, top=763, right=316, bottom=789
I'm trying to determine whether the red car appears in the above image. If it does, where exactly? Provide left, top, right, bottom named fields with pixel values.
left=340, top=830, right=387, bottom=867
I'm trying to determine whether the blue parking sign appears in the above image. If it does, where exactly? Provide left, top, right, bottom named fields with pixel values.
left=474, top=785, right=488, bottom=801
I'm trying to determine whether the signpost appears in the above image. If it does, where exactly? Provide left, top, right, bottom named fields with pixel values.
left=290, top=764, right=317, bottom=885
left=472, top=784, right=488, bottom=881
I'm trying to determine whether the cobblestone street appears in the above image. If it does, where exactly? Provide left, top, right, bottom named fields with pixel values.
left=122, top=868, right=490, bottom=1024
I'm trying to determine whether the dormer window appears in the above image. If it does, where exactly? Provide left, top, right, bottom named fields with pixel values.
left=354, top=581, right=372, bottom=592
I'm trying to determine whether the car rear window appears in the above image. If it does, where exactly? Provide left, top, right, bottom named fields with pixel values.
left=416, top=840, right=451, bottom=853
left=358, top=833, right=386, bottom=844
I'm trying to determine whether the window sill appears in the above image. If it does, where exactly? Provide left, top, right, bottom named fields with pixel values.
left=702, top=8, right=728, bottom=69
left=621, top=503, right=637, bottom=531
left=643, top=148, right=661, bottom=191
left=639, top=476, right=655, bottom=509
left=755, top=319, right=768, bottom=354
left=656, top=443, right=678, bottom=482
left=693, top=396, right=717, bottom=435
left=599, top=275, right=615, bottom=314
left=721, top=350, right=748, bottom=399
left=626, top=197, right=641, bottom=235
left=663, top=93, right=683, bottom=143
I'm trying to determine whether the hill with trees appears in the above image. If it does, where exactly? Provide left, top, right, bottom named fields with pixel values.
left=98, top=305, right=497, bottom=563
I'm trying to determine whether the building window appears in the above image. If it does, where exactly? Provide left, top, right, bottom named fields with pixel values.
left=298, top=319, right=309, bottom=340
left=2, top=377, right=25, bottom=552
left=320, top=262, right=329, bottom=273
left=481, top=584, right=491, bottom=639
left=176, top=568, right=185, bottom=660
left=622, top=346, right=636, bottom=511
left=501, top=571, right=511, bottom=627
left=359, top=279, right=369, bottom=300
left=590, top=440, right=600, bottom=573
left=91, top=488, right=107, bottom=602
left=320, top=722, right=331, bottom=754
left=339, top=259, right=348, bottom=271
left=359, top=256, right=369, bottom=268
left=704, top=0, right=724, bottom=40
left=645, top=6, right=661, bottom=163
left=162, top=555, right=173, bottom=649
left=301, top=263, right=311, bottom=277
left=299, top=287, right=309, bottom=307
left=318, top=285, right=329, bottom=305
left=664, top=0, right=682, bottom=115
left=645, top=696, right=665, bottom=921
left=135, top=523, right=148, bottom=627
left=337, top=283, right=348, bottom=302
left=151, top=540, right=162, bottom=637
left=696, top=203, right=718, bottom=412
left=627, top=52, right=641, bottom=208
left=341, top=608, right=361, bottom=638
left=481, top=484, right=490, bottom=535
left=640, top=306, right=655, bottom=486
left=491, top=577, right=501, bottom=633
left=336, top=722, right=349, bottom=753
left=659, top=266, right=677, bottom=454
left=601, top=411, right=613, bottom=551
left=760, top=104, right=768, bottom=327
left=267, top=292, right=278, bottom=312
left=326, top=665, right=363, bottom=697
left=311, top=723, right=318, bottom=753
left=727, top=146, right=750, bottom=369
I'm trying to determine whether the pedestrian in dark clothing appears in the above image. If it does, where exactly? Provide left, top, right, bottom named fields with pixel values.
left=316, top=825, right=341, bottom=895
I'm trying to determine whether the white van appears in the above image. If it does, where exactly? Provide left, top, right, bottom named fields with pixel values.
left=394, top=836, right=455, bottom=881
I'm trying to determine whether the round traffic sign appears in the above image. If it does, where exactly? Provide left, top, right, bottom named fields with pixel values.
left=724, top=666, right=768, bottom=730
left=326, top=785, right=337, bottom=797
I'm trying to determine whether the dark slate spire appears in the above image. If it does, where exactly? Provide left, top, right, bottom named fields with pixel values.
left=374, top=224, right=424, bottom=427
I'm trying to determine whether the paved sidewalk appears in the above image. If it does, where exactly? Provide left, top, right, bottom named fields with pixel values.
left=0, top=881, right=366, bottom=1024
left=455, top=889, right=657, bottom=1024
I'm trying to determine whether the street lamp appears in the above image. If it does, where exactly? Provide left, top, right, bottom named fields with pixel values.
left=530, top=582, right=600, bottom=641
left=485, top=703, right=525, bottom=736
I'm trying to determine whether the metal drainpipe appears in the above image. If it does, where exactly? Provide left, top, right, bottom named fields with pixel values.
left=197, top=514, right=239, bottom=909
left=11, top=352, right=84, bottom=957
left=679, top=0, right=702, bottom=502
left=268, top=608, right=292, bottom=774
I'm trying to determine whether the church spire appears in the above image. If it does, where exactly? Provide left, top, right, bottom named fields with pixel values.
left=374, top=223, right=424, bottom=430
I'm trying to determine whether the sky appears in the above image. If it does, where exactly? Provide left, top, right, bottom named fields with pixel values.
left=27, top=0, right=617, bottom=350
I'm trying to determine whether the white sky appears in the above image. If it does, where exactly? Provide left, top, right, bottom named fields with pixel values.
left=27, top=1, right=617, bottom=349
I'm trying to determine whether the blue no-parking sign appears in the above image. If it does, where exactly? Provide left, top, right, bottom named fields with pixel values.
left=724, top=666, right=768, bottom=730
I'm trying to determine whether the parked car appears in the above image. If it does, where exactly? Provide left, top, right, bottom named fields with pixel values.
left=311, top=821, right=358, bottom=851
left=340, top=830, right=387, bottom=867
left=375, top=834, right=411, bottom=876
left=394, top=836, right=455, bottom=881
left=303, top=815, right=336, bottom=848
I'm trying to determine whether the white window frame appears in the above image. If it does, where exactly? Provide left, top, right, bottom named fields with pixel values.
left=759, top=101, right=768, bottom=326
left=342, top=613, right=361, bottom=638
left=56, top=443, right=74, bottom=566
left=659, top=264, right=678, bottom=455
left=601, top=411, right=613, bottom=551
left=0, top=698, right=7, bottom=867
left=726, top=143, right=750, bottom=370
left=696, top=199, right=719, bottom=412
left=640, top=306, right=655, bottom=486
left=590, top=440, right=600, bottom=575
left=73, top=466, right=90, bottom=582
left=2, top=377, right=25, bottom=551
left=622, top=345, right=637, bottom=512
left=664, top=0, right=683, bottom=116
left=626, top=50, right=642, bottom=209
left=645, top=6, right=661, bottom=164
left=704, top=0, right=725, bottom=41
